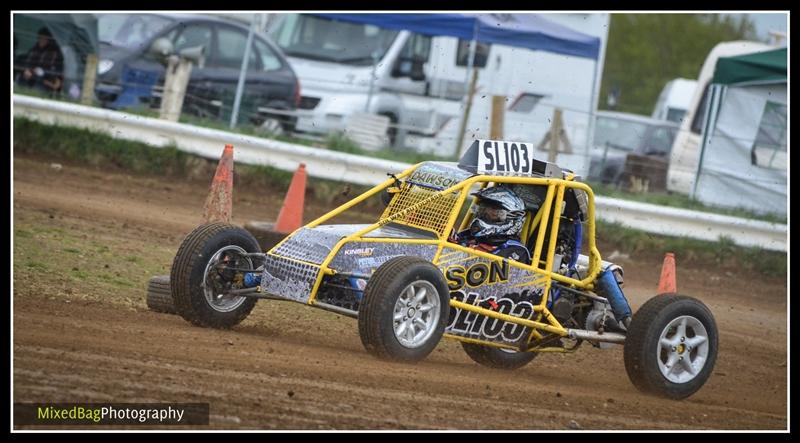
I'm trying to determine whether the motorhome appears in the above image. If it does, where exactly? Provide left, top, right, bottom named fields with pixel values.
left=666, top=41, right=773, bottom=195
left=651, top=78, right=697, bottom=123
left=266, top=13, right=608, bottom=174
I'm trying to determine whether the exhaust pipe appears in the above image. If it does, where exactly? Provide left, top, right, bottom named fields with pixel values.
left=567, top=328, right=626, bottom=344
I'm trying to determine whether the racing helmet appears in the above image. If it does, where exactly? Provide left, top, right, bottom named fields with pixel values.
left=468, top=186, right=526, bottom=241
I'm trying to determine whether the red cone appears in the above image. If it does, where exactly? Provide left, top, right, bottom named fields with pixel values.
left=274, top=163, right=307, bottom=234
left=203, top=144, right=234, bottom=223
left=657, top=252, right=677, bottom=294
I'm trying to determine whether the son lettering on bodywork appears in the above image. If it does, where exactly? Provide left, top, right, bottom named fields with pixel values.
left=445, top=260, right=509, bottom=291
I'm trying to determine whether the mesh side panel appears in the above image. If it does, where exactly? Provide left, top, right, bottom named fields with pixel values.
left=261, top=254, right=320, bottom=303
left=380, top=185, right=460, bottom=236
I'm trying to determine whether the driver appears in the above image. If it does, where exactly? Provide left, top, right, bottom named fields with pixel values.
left=451, top=186, right=531, bottom=264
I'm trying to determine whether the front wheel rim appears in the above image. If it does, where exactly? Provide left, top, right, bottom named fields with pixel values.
left=202, top=245, right=252, bottom=313
left=656, top=315, right=710, bottom=384
left=392, top=280, right=440, bottom=348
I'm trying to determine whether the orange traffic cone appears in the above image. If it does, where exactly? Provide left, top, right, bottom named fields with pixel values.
left=657, top=252, right=677, bottom=294
left=203, top=144, right=234, bottom=223
left=274, top=163, right=307, bottom=234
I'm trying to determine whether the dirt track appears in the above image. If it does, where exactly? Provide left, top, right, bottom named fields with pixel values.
left=12, top=156, right=788, bottom=430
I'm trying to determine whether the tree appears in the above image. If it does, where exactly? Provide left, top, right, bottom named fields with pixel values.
left=600, top=14, right=757, bottom=115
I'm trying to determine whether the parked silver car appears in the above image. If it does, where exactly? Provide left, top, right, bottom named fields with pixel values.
left=588, top=111, right=679, bottom=189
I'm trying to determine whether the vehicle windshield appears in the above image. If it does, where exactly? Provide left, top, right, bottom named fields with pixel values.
left=98, top=14, right=173, bottom=50
left=269, top=14, right=399, bottom=66
left=593, top=117, right=650, bottom=151
left=665, top=107, right=686, bottom=123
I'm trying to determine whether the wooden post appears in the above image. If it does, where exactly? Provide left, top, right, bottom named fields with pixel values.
left=490, top=95, right=505, bottom=139
left=547, top=108, right=563, bottom=163
left=536, top=107, right=573, bottom=163
left=455, top=67, right=480, bottom=157
left=80, top=54, right=98, bottom=106
left=560, top=127, right=573, bottom=153
left=160, top=56, right=193, bottom=122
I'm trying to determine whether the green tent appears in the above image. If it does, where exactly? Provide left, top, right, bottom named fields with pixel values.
left=14, top=13, right=98, bottom=97
left=692, top=46, right=787, bottom=216
left=711, top=47, right=787, bottom=86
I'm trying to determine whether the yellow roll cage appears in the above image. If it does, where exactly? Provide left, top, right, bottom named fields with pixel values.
left=268, top=162, right=603, bottom=352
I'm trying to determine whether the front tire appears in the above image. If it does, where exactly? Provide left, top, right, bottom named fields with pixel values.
left=462, top=343, right=537, bottom=370
left=358, top=257, right=449, bottom=363
left=624, top=294, right=718, bottom=399
left=171, top=223, right=260, bottom=328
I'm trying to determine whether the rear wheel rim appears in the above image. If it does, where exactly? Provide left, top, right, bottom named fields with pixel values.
left=392, top=280, right=440, bottom=348
left=656, top=315, right=710, bottom=384
left=203, top=245, right=252, bottom=313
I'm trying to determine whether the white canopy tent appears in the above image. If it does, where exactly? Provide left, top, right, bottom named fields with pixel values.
left=693, top=48, right=787, bottom=217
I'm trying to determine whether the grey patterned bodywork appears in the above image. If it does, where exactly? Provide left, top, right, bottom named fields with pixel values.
left=438, top=248, right=548, bottom=346
left=261, top=254, right=320, bottom=303
left=271, top=225, right=358, bottom=265
left=330, top=242, right=437, bottom=275
left=260, top=163, right=473, bottom=305
left=262, top=223, right=439, bottom=303
left=407, top=162, right=474, bottom=190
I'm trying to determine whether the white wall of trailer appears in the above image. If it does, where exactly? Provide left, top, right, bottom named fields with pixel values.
left=411, top=13, right=609, bottom=178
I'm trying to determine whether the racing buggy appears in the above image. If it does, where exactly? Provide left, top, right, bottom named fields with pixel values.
left=170, top=139, right=718, bottom=399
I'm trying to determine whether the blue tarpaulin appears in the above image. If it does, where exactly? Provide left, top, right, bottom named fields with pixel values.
left=309, top=13, right=600, bottom=60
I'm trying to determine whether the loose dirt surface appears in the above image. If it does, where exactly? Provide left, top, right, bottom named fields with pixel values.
left=13, top=156, right=788, bottom=430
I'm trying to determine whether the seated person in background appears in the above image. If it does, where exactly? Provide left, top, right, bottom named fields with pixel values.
left=17, top=27, right=64, bottom=95
left=450, top=186, right=531, bottom=264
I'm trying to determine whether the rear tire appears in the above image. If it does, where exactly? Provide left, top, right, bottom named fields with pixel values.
left=461, top=343, right=537, bottom=370
left=171, top=223, right=260, bottom=328
left=146, top=275, right=176, bottom=314
left=624, top=294, right=718, bottom=399
left=358, top=256, right=449, bottom=363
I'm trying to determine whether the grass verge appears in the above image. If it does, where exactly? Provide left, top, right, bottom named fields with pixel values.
left=13, top=117, right=384, bottom=209
left=597, top=220, right=786, bottom=278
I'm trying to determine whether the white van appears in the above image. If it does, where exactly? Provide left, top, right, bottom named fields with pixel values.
left=266, top=13, right=608, bottom=170
left=666, top=41, right=773, bottom=195
left=651, top=78, right=697, bottom=123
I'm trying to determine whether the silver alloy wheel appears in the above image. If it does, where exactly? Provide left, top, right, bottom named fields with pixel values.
left=392, top=280, right=440, bottom=348
left=203, top=245, right=252, bottom=313
left=657, top=315, right=710, bottom=383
